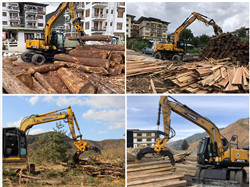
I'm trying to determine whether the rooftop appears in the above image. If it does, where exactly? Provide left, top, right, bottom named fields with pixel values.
left=137, top=16, right=170, bottom=25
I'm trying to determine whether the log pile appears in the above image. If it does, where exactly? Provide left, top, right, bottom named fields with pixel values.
left=200, top=33, right=249, bottom=65
left=127, top=161, right=187, bottom=187
left=3, top=42, right=125, bottom=94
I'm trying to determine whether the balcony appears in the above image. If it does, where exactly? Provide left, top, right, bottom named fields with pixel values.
left=38, top=11, right=46, bottom=15
left=91, top=27, right=106, bottom=33
left=92, top=14, right=107, bottom=21
left=9, top=17, right=20, bottom=21
left=92, top=2, right=108, bottom=8
left=26, top=25, right=37, bottom=28
left=8, top=6, right=19, bottom=12
left=26, top=18, right=37, bottom=22
left=118, top=2, right=125, bottom=8
left=25, top=9, right=38, bottom=14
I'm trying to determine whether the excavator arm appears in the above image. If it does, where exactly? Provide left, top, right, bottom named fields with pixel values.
left=136, top=96, right=225, bottom=165
left=173, top=12, right=223, bottom=49
left=20, top=106, right=101, bottom=164
left=44, top=2, right=84, bottom=45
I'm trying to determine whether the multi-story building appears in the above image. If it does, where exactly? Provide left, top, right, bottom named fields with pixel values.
left=65, top=2, right=126, bottom=42
left=2, top=2, right=48, bottom=52
left=127, top=129, right=157, bottom=148
left=137, top=16, right=170, bottom=41
left=126, top=14, right=139, bottom=38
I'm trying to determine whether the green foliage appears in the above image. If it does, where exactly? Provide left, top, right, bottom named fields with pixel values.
left=127, top=37, right=151, bottom=51
left=32, top=122, right=69, bottom=164
left=191, top=36, right=201, bottom=48
left=199, top=34, right=210, bottom=46
left=187, top=49, right=201, bottom=54
left=237, top=27, right=247, bottom=38
left=180, top=29, right=194, bottom=42
left=181, top=139, right=189, bottom=150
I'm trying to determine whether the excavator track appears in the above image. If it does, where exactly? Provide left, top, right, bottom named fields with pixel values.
left=135, top=147, right=175, bottom=166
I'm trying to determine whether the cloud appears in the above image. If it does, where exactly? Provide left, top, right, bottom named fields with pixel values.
left=82, top=109, right=125, bottom=129
left=55, top=96, right=85, bottom=107
left=84, top=96, right=125, bottom=109
left=7, top=119, right=22, bottom=128
left=29, top=96, right=39, bottom=105
left=43, top=96, right=54, bottom=102
left=46, top=2, right=60, bottom=14
left=29, top=128, right=45, bottom=135
left=98, top=130, right=108, bottom=134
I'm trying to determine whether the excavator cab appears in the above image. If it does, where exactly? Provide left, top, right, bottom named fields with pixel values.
left=3, top=128, right=27, bottom=164
left=50, top=31, right=65, bottom=50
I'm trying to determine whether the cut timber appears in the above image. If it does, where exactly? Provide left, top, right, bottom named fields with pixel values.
left=129, top=179, right=186, bottom=187
left=150, top=79, right=157, bottom=93
left=26, top=63, right=66, bottom=75
left=32, top=78, right=49, bottom=94
left=69, top=49, right=109, bottom=59
left=232, top=67, right=243, bottom=85
left=91, top=44, right=125, bottom=51
left=54, top=61, right=109, bottom=75
left=54, top=54, right=110, bottom=69
left=16, top=73, right=33, bottom=89
left=68, top=35, right=112, bottom=42
left=3, top=71, right=36, bottom=94
left=57, top=68, right=95, bottom=94
left=34, top=72, right=57, bottom=94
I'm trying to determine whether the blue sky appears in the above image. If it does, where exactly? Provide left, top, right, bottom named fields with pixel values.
left=127, top=95, right=249, bottom=142
left=3, top=96, right=125, bottom=141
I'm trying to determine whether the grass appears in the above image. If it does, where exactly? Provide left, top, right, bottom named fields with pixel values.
left=187, top=49, right=201, bottom=54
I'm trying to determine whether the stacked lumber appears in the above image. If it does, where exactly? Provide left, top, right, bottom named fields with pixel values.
left=200, top=33, right=249, bottom=65
left=160, top=58, right=249, bottom=93
left=3, top=42, right=125, bottom=94
left=127, top=161, right=187, bottom=187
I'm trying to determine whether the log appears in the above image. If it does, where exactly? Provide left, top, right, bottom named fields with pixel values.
left=26, top=63, right=66, bottom=75
left=54, top=54, right=110, bottom=69
left=69, top=49, right=109, bottom=59
left=54, top=61, right=109, bottom=75
left=75, top=45, right=92, bottom=50
left=68, top=35, right=112, bottom=42
left=34, top=72, right=57, bottom=94
left=57, top=68, right=96, bottom=94
left=3, top=71, right=37, bottom=94
left=91, top=44, right=125, bottom=51
left=16, top=73, right=33, bottom=89
left=32, top=78, right=49, bottom=94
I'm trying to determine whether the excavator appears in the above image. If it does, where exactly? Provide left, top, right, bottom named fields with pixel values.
left=136, top=96, right=249, bottom=184
left=3, top=106, right=101, bottom=168
left=153, top=12, right=223, bottom=61
left=21, top=2, right=84, bottom=65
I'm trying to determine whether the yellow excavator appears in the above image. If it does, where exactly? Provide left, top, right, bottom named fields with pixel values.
left=3, top=106, right=101, bottom=168
left=21, top=2, right=84, bottom=65
left=153, top=12, right=223, bottom=61
left=136, top=96, right=249, bottom=184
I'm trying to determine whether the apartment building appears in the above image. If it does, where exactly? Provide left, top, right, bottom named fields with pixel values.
left=127, top=129, right=157, bottom=148
left=137, top=16, right=170, bottom=41
left=126, top=14, right=139, bottom=38
left=2, top=2, right=48, bottom=52
left=65, top=2, right=126, bottom=42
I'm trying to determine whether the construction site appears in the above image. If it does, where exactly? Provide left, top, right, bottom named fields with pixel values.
left=2, top=2, right=125, bottom=94
left=126, top=11, right=249, bottom=94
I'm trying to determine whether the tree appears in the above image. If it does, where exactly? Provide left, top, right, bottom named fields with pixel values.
left=32, top=122, right=70, bottom=164
left=179, top=29, right=194, bottom=43
left=199, top=34, right=210, bottom=47
left=191, top=36, right=201, bottom=48
left=181, top=139, right=189, bottom=150
left=237, top=27, right=247, bottom=38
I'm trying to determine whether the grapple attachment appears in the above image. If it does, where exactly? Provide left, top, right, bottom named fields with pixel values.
left=73, top=146, right=101, bottom=164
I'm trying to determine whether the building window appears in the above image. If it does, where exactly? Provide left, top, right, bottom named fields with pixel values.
left=106, top=10, right=108, bottom=14
left=147, top=138, right=151, bottom=141
left=3, top=21, right=7, bottom=25
left=2, top=3, right=6, bottom=7
left=146, top=28, right=150, bottom=31
left=146, top=22, right=150, bottom=26
left=111, top=10, right=113, bottom=14
left=38, top=23, right=43, bottom=27
left=137, top=139, right=142, bottom=142
left=86, top=2, right=90, bottom=5
left=137, top=133, right=142, bottom=136
left=146, top=133, right=151, bottom=136
left=3, top=12, right=7, bottom=16
left=117, top=22, right=122, bottom=30
left=117, top=10, right=123, bottom=18
left=86, top=9, right=90, bottom=17
left=110, top=22, right=112, bottom=26
left=37, top=15, right=43, bottom=19
left=85, top=22, right=89, bottom=29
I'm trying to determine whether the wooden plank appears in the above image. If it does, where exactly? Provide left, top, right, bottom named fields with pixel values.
left=127, top=167, right=172, bottom=177
left=150, top=79, right=157, bottom=94
left=129, top=179, right=187, bottom=187
left=232, top=67, right=243, bottom=85
left=218, top=75, right=229, bottom=87
left=127, top=163, right=171, bottom=172
left=128, top=170, right=171, bottom=179
left=224, top=69, right=239, bottom=91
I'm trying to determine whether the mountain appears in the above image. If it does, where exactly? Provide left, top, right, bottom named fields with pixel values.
left=45, top=11, right=65, bottom=27
left=167, top=118, right=249, bottom=151
left=188, top=118, right=249, bottom=150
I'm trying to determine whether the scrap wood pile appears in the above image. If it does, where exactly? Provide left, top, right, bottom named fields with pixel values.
left=160, top=58, right=249, bottom=93
left=127, top=161, right=187, bottom=187
left=200, top=32, right=249, bottom=65
left=3, top=35, right=125, bottom=94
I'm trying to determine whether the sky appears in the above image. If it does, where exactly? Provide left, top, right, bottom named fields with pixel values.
left=127, top=95, right=249, bottom=142
left=45, top=2, right=60, bottom=14
left=3, top=96, right=125, bottom=141
left=127, top=2, right=249, bottom=36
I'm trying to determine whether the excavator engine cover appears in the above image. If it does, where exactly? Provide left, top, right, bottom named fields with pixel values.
left=135, top=147, right=175, bottom=166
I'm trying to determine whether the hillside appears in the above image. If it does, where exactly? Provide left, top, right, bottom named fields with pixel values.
left=167, top=118, right=249, bottom=151
left=46, top=11, right=65, bottom=27
left=188, top=118, right=249, bottom=150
